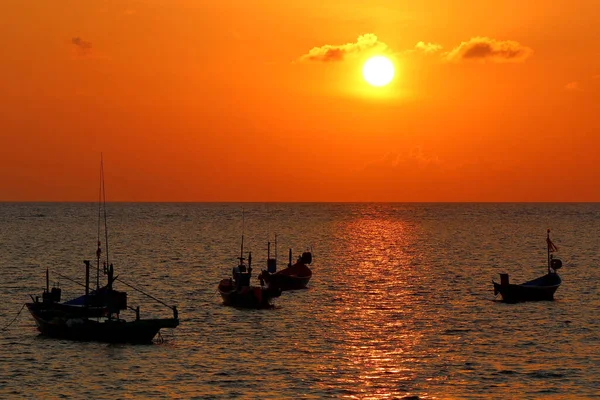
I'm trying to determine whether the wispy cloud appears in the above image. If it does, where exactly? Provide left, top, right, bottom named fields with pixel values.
left=414, top=41, right=443, bottom=54
left=445, top=37, right=532, bottom=63
left=364, top=147, right=441, bottom=171
left=565, top=81, right=582, bottom=91
left=71, top=37, right=92, bottom=56
left=564, top=75, right=600, bottom=91
left=298, top=34, right=388, bottom=62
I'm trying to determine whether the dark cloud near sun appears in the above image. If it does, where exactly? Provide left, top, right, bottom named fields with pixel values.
left=298, top=34, right=388, bottom=62
left=72, top=37, right=92, bottom=55
left=445, top=37, right=532, bottom=63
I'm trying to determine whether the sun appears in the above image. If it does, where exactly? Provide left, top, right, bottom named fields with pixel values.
left=362, top=56, right=395, bottom=87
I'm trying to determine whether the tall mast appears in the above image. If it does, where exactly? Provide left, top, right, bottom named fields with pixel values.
left=96, top=155, right=102, bottom=290
left=101, top=154, right=110, bottom=272
left=547, top=229, right=551, bottom=274
left=239, top=208, right=245, bottom=263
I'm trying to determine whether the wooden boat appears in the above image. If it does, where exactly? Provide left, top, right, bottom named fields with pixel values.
left=26, top=265, right=179, bottom=343
left=218, top=229, right=281, bottom=309
left=26, top=156, right=179, bottom=343
left=258, top=245, right=312, bottom=291
left=493, top=229, right=563, bottom=303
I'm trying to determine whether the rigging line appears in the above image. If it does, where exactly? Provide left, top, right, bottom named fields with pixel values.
left=115, top=277, right=174, bottom=310
left=1, top=303, right=26, bottom=332
left=53, top=270, right=87, bottom=289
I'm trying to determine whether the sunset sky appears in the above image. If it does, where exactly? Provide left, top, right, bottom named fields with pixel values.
left=1, top=0, right=599, bottom=201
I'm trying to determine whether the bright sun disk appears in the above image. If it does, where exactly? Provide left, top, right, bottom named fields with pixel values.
left=362, top=56, right=395, bottom=87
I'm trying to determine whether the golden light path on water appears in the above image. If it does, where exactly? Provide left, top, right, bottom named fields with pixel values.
left=322, top=214, right=431, bottom=399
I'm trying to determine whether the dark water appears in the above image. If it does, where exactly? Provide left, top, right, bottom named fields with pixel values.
left=1, top=203, right=599, bottom=399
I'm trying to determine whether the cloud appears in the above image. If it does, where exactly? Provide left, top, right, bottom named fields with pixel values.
left=298, top=34, right=532, bottom=66
left=364, top=147, right=441, bottom=171
left=72, top=37, right=92, bottom=55
left=445, top=37, right=532, bottom=63
left=565, top=81, right=582, bottom=91
left=564, top=75, right=600, bottom=91
left=414, top=41, right=443, bottom=54
left=298, top=34, right=388, bottom=62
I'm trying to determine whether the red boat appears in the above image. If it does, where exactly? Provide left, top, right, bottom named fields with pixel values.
left=258, top=247, right=313, bottom=291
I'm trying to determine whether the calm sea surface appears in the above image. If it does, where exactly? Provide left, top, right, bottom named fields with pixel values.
left=0, top=203, right=599, bottom=399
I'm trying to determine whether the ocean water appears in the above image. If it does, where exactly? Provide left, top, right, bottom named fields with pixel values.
left=0, top=203, right=599, bottom=399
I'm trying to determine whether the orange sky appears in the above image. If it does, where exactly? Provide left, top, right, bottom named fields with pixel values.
left=1, top=0, right=599, bottom=201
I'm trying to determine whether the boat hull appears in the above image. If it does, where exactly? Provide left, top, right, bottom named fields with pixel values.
left=259, top=262, right=312, bottom=291
left=218, top=279, right=281, bottom=309
left=263, top=273, right=311, bottom=291
left=493, top=273, right=561, bottom=303
left=26, top=303, right=178, bottom=343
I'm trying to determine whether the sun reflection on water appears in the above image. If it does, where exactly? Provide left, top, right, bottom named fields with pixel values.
left=320, top=208, right=437, bottom=399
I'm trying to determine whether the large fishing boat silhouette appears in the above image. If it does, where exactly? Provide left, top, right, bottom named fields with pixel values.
left=26, top=156, right=179, bottom=343
left=493, top=229, right=562, bottom=303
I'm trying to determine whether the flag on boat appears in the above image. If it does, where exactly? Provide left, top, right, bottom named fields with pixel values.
left=547, top=236, right=558, bottom=253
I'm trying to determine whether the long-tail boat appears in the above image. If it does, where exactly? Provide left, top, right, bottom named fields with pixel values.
left=258, top=243, right=312, bottom=291
left=493, top=229, right=562, bottom=303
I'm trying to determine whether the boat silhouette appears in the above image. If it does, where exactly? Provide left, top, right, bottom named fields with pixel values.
left=493, top=229, right=562, bottom=303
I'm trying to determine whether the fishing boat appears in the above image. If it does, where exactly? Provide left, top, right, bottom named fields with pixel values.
left=258, top=244, right=312, bottom=291
left=493, top=229, right=563, bottom=303
left=218, top=224, right=281, bottom=309
left=26, top=265, right=179, bottom=343
left=25, top=156, right=179, bottom=343
left=218, top=252, right=282, bottom=309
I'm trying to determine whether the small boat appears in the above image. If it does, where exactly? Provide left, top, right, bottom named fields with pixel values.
left=218, top=278, right=281, bottom=309
left=493, top=229, right=563, bottom=303
left=258, top=244, right=313, bottom=291
left=218, top=229, right=281, bottom=309
left=26, top=156, right=179, bottom=343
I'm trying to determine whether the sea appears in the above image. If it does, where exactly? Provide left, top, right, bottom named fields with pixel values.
left=0, top=203, right=599, bottom=399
